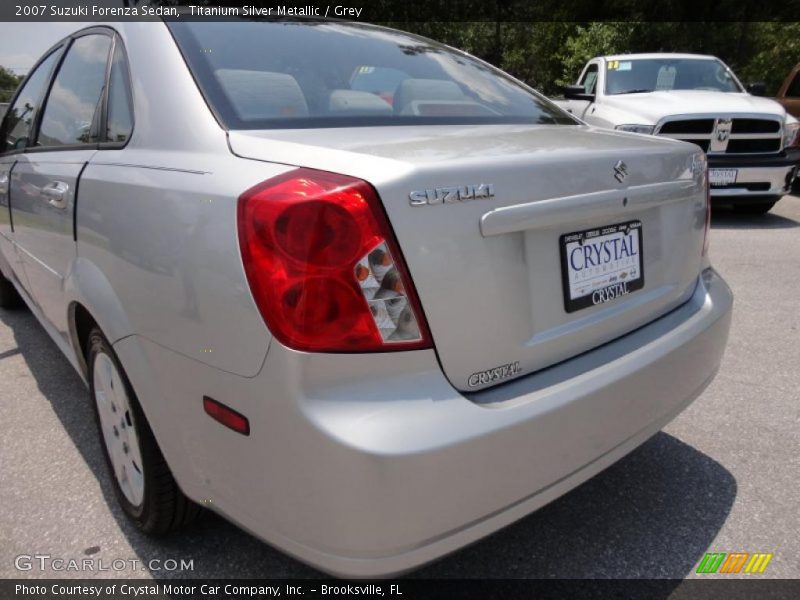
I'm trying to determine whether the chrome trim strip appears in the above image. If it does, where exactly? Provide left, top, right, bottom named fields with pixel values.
left=480, top=180, right=697, bottom=237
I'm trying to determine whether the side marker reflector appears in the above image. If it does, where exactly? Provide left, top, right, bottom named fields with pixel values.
left=203, top=396, right=250, bottom=436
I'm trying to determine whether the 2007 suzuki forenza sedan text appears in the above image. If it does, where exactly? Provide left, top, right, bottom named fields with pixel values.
left=0, top=19, right=732, bottom=577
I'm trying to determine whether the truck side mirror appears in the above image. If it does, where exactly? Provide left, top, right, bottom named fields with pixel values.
left=746, top=82, right=767, bottom=96
left=563, top=85, right=595, bottom=101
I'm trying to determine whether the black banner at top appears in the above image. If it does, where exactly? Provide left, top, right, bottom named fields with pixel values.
left=1, top=0, right=800, bottom=22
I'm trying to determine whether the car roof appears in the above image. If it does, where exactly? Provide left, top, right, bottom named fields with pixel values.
left=600, top=53, right=719, bottom=62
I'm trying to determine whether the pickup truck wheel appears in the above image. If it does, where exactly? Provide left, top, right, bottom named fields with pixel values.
left=0, top=273, right=23, bottom=309
left=87, top=328, right=201, bottom=534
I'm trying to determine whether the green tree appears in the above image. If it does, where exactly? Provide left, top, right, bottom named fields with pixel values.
left=557, top=23, right=636, bottom=88
left=110, top=14, right=800, bottom=99
left=738, top=22, right=800, bottom=94
left=0, top=66, right=22, bottom=103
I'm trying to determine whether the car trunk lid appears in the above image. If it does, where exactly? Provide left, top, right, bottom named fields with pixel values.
left=229, top=124, right=706, bottom=391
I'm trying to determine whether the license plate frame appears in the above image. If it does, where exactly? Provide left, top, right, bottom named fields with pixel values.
left=709, top=168, right=738, bottom=187
left=559, top=220, right=645, bottom=313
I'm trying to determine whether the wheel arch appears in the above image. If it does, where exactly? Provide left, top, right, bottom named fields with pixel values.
left=65, top=261, right=204, bottom=504
left=69, top=302, right=96, bottom=378
left=66, top=257, right=135, bottom=378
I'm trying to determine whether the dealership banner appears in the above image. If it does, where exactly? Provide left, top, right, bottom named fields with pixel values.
left=5, top=579, right=800, bottom=600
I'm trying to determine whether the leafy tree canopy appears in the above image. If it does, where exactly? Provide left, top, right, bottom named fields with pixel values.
left=397, top=21, right=799, bottom=96
left=0, top=66, right=22, bottom=103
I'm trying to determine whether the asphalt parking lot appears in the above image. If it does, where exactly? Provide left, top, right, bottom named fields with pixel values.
left=1, top=195, right=799, bottom=581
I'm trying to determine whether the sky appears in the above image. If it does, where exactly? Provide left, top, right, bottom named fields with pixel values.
left=0, top=23, right=84, bottom=75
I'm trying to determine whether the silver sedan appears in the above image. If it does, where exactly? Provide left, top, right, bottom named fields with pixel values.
left=0, top=20, right=732, bottom=577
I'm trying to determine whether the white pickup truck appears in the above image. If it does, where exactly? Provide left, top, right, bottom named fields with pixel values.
left=555, top=53, right=800, bottom=214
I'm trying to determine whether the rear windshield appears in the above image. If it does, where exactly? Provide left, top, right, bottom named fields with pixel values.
left=168, top=20, right=576, bottom=129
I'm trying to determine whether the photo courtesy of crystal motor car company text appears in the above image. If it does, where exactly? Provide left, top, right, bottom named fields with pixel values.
left=1, top=5, right=799, bottom=583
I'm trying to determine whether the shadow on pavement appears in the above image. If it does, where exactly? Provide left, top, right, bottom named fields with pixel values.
left=711, top=204, right=800, bottom=230
left=1, top=307, right=737, bottom=580
left=415, top=432, right=736, bottom=579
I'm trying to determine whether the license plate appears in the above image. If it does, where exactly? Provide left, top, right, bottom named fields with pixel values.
left=559, top=220, right=645, bottom=313
left=709, top=168, right=738, bottom=187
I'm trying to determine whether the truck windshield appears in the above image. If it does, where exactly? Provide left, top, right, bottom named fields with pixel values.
left=605, top=58, right=742, bottom=95
left=168, top=20, right=576, bottom=129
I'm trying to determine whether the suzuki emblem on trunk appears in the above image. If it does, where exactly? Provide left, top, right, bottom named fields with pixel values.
left=613, top=160, right=628, bottom=183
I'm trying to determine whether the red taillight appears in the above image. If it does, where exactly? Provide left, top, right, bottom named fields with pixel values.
left=702, top=165, right=711, bottom=256
left=238, top=168, right=432, bottom=352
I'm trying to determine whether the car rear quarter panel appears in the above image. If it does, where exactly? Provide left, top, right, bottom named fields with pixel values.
left=70, top=23, right=280, bottom=378
left=75, top=156, right=286, bottom=377
left=61, top=22, right=291, bottom=493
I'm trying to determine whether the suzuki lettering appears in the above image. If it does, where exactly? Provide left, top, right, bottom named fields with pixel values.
left=409, top=183, right=494, bottom=206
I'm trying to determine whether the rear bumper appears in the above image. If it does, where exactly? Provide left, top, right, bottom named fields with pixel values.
left=124, top=269, right=732, bottom=578
left=709, top=150, right=799, bottom=198
left=204, top=268, right=732, bottom=577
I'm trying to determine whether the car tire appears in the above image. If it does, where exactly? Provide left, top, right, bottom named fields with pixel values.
left=87, top=327, right=201, bottom=534
left=0, top=273, right=23, bottom=309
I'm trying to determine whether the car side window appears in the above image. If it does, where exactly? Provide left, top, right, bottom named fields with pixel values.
left=787, top=72, right=800, bottom=98
left=106, top=40, right=133, bottom=144
left=579, top=64, right=599, bottom=95
left=37, top=34, right=112, bottom=147
left=0, top=49, right=61, bottom=153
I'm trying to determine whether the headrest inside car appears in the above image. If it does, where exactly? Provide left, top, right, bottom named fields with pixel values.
left=329, top=90, right=392, bottom=114
left=215, top=69, right=309, bottom=120
left=393, top=79, right=465, bottom=114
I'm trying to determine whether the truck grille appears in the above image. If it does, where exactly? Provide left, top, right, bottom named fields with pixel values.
left=656, top=117, right=783, bottom=155
left=659, top=119, right=715, bottom=135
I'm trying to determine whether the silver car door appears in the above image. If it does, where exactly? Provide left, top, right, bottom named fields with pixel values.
left=9, top=31, right=112, bottom=338
left=0, top=46, right=65, bottom=297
